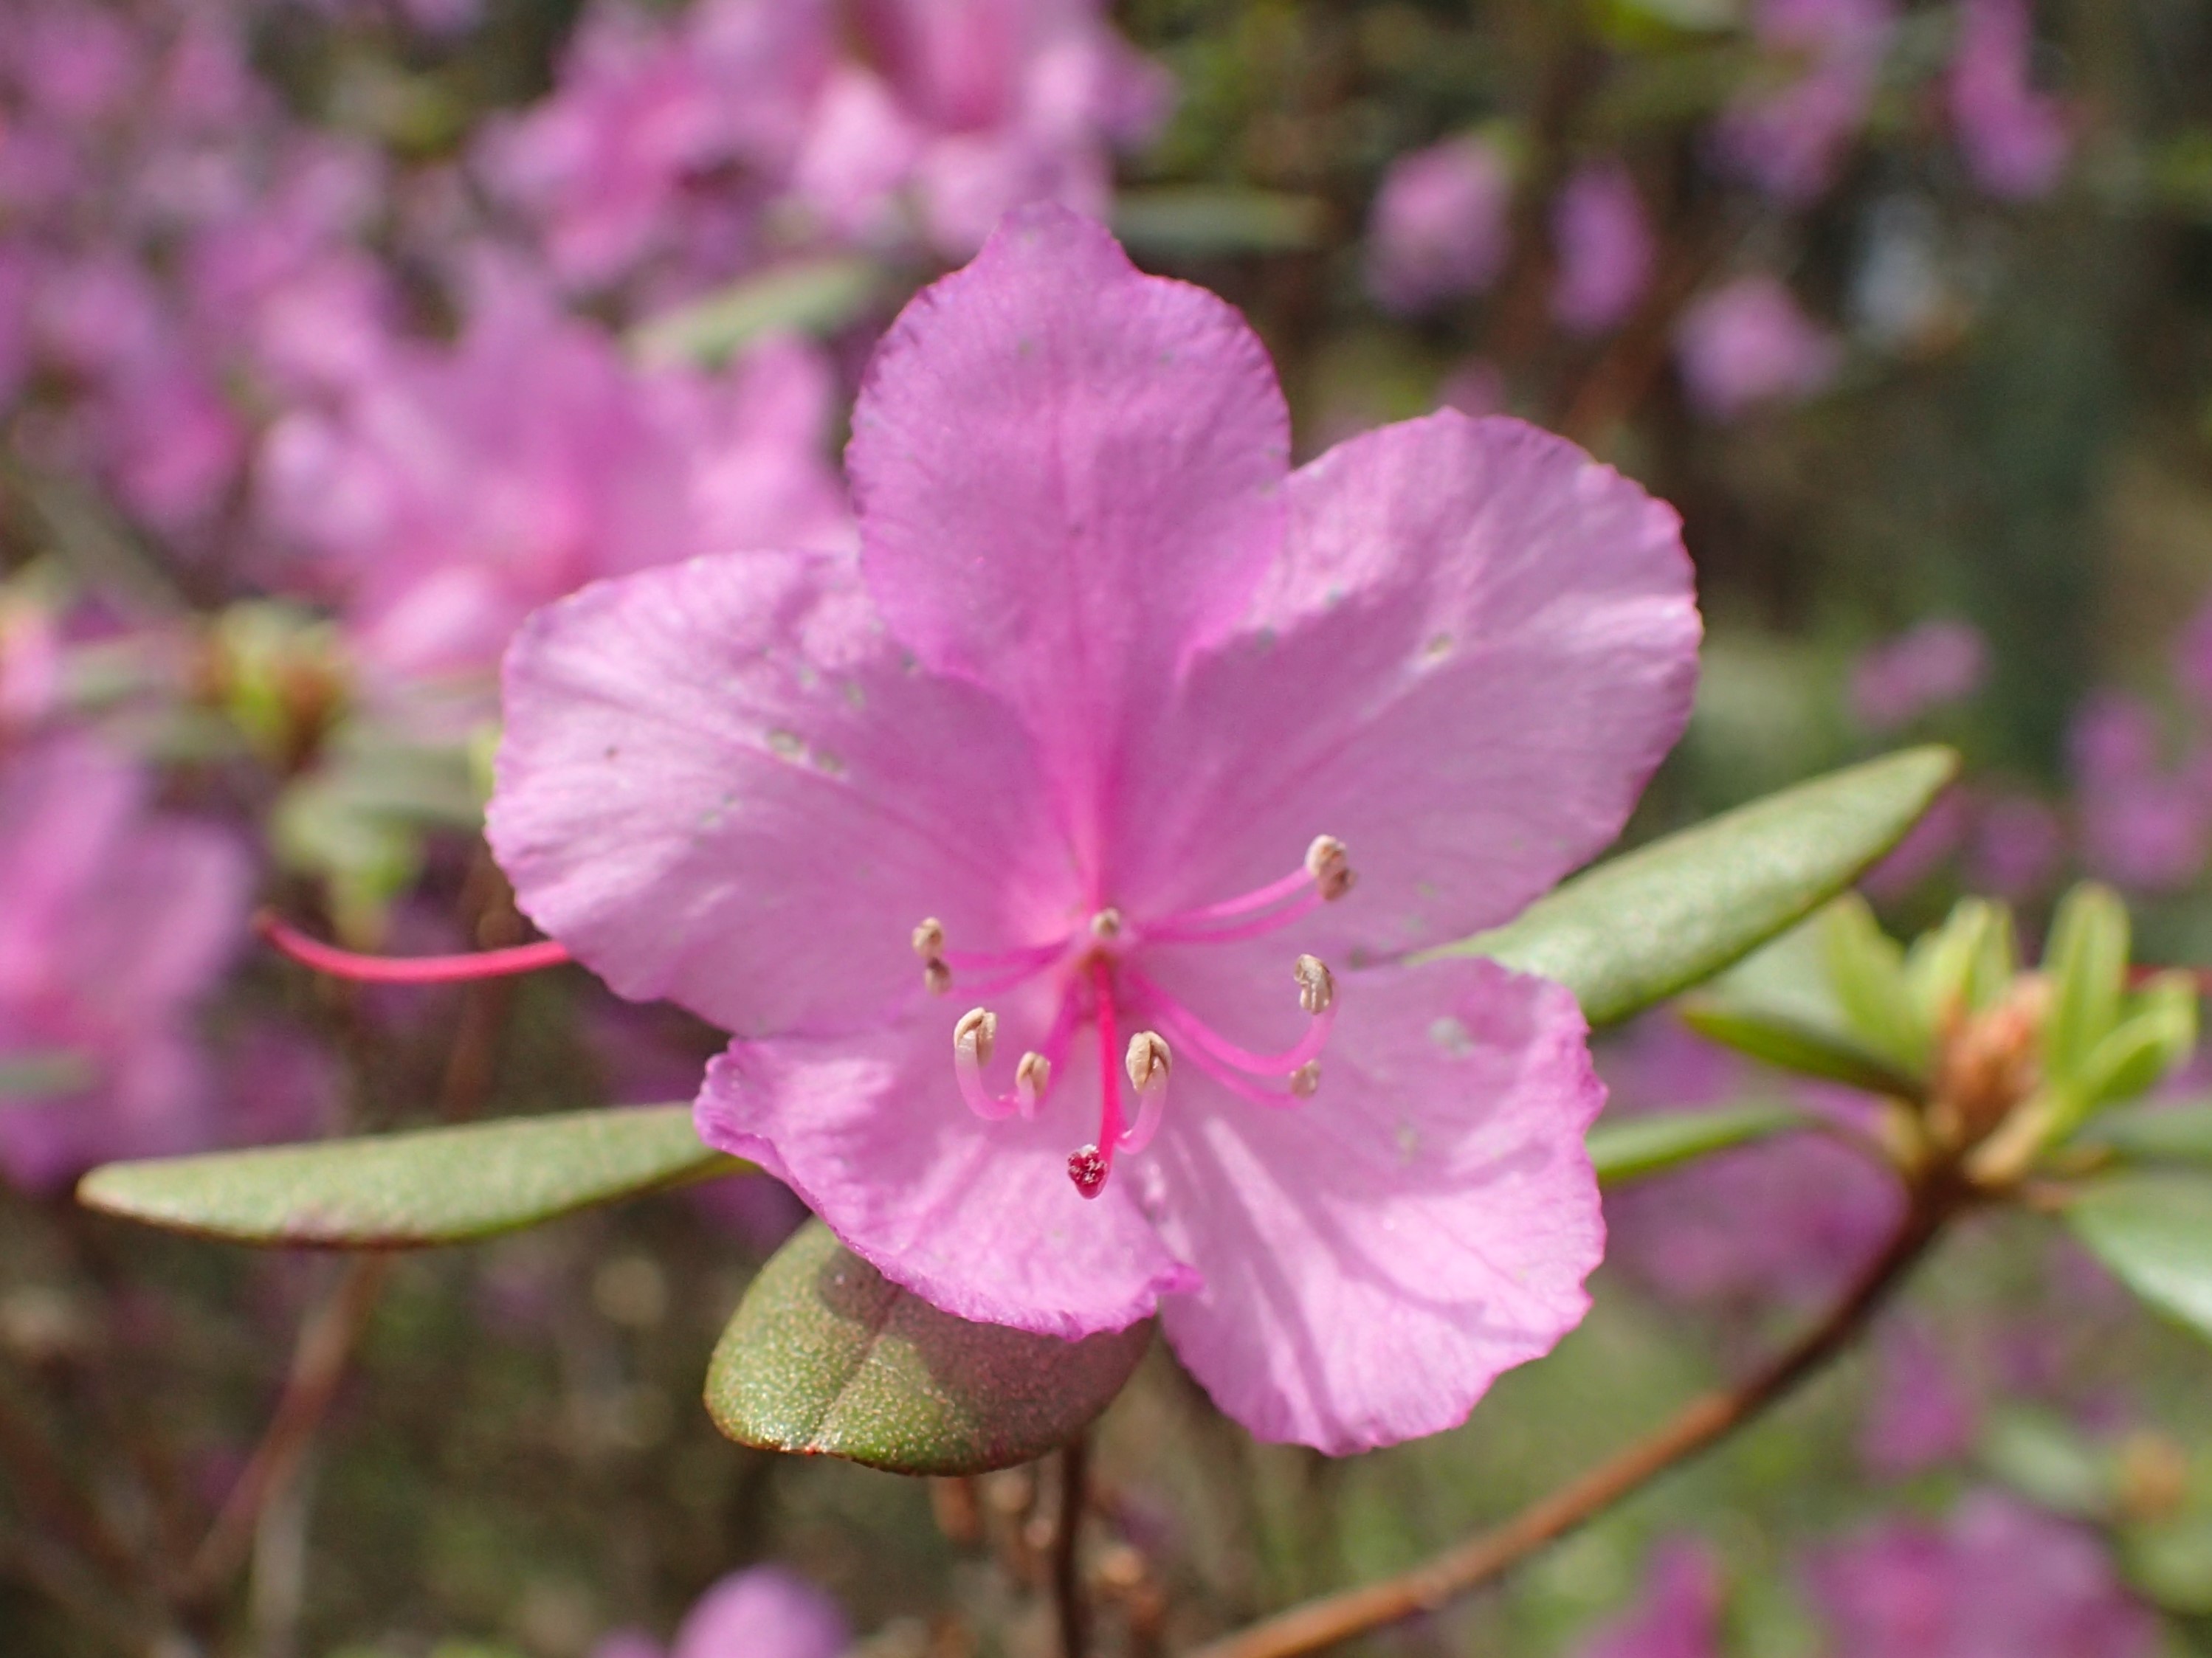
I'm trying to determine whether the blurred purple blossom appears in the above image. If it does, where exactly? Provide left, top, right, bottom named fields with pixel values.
left=1966, top=789, right=2066, bottom=901
left=1808, top=1492, right=2157, bottom=1657
left=1364, top=134, right=1513, bottom=315
left=1863, top=783, right=1968, bottom=901
left=1858, top=1321, right=1978, bottom=1477
left=1573, top=1540, right=1724, bottom=1658
left=1675, top=275, right=1841, bottom=421
left=1948, top=0, right=2071, bottom=201
left=593, top=1564, right=850, bottom=1658
left=2067, top=691, right=2210, bottom=893
left=1551, top=161, right=1655, bottom=336
left=1850, top=620, right=1988, bottom=730
left=0, top=733, right=250, bottom=1189
left=1717, top=0, right=1897, bottom=204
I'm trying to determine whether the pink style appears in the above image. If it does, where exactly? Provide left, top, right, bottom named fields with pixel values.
left=292, top=208, right=1700, bottom=1451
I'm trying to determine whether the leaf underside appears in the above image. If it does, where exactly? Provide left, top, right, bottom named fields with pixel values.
left=706, top=1220, right=1154, bottom=1476
left=1447, top=745, right=1960, bottom=1027
left=77, top=1104, right=741, bottom=1248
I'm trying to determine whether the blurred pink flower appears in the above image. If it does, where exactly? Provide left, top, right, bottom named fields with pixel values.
left=1808, top=1493, right=2157, bottom=1658
left=1858, top=1321, right=1978, bottom=1477
left=489, top=206, right=1700, bottom=1451
left=1551, top=161, right=1654, bottom=336
left=0, top=733, right=249, bottom=1189
left=1863, top=784, right=1968, bottom=899
left=2068, top=692, right=2210, bottom=893
left=1949, top=0, right=2071, bottom=201
left=1717, top=0, right=1897, bottom=204
left=593, top=1564, right=849, bottom=1658
left=259, top=274, right=850, bottom=683
left=1598, top=1018, right=1901, bottom=1311
left=1850, top=619, right=1988, bottom=730
left=1365, top=135, right=1513, bottom=315
left=1574, top=1540, right=1724, bottom=1658
left=1676, top=275, right=1841, bottom=421
left=1967, top=789, right=2066, bottom=900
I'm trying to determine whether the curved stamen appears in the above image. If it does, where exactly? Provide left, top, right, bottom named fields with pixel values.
left=1021, top=985, right=1081, bottom=1119
left=258, top=911, right=571, bottom=985
left=1120, top=1031, right=1172, bottom=1155
left=1123, top=963, right=1336, bottom=1076
left=1145, top=998, right=1311, bottom=1108
left=1139, top=835, right=1356, bottom=946
left=952, top=1007, right=1024, bottom=1122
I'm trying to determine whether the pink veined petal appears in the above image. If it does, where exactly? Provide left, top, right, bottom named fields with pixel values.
left=486, top=550, right=1075, bottom=1039
left=1112, top=410, right=1700, bottom=964
left=695, top=1007, right=1199, bottom=1339
left=1143, top=956, right=1607, bottom=1453
left=847, top=203, right=1290, bottom=835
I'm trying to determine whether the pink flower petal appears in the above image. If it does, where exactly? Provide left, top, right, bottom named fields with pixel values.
left=696, top=1012, right=1198, bottom=1339
left=489, top=550, right=1073, bottom=1039
left=1112, top=411, right=1699, bottom=962
left=847, top=204, right=1291, bottom=811
left=1145, top=957, right=1605, bottom=1452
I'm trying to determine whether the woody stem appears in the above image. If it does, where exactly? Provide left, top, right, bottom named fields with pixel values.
left=1188, top=1179, right=1961, bottom=1658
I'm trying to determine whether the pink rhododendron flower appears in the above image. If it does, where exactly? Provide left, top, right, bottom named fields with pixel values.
left=1551, top=162, right=1655, bottom=336
left=1574, top=1541, right=1724, bottom=1658
left=1675, top=274, right=1842, bottom=422
left=0, top=733, right=249, bottom=1189
left=1949, top=0, right=2071, bottom=201
left=2068, top=691, right=2210, bottom=893
left=1365, top=136, right=1514, bottom=316
left=591, top=1564, right=848, bottom=1658
left=260, top=273, right=850, bottom=684
left=1850, top=619, right=1988, bottom=730
left=1808, top=1492, right=2157, bottom=1657
left=1717, top=0, right=1896, bottom=204
left=486, top=207, right=1701, bottom=1451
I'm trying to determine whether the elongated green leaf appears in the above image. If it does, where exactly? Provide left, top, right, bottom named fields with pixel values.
left=708, top=1220, right=1151, bottom=1476
left=2078, top=1102, right=2212, bottom=1167
left=2064, top=1175, right=2212, bottom=1341
left=1680, top=998, right=1926, bottom=1101
left=1112, top=187, right=1329, bottom=255
left=630, top=258, right=883, bottom=368
left=77, top=1105, right=742, bottom=1247
left=1587, top=1104, right=1805, bottom=1186
left=1444, top=747, right=1959, bottom=1027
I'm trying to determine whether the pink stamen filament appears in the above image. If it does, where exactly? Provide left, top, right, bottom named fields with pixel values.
left=1120, top=1060, right=1168, bottom=1156
left=258, top=911, right=571, bottom=985
left=1142, top=883, right=1328, bottom=947
left=954, top=1040, right=1024, bottom=1122
left=1139, top=863, right=1315, bottom=938
left=1123, top=967, right=1334, bottom=1075
left=1025, top=987, right=1081, bottom=1119
left=948, top=954, right=1064, bottom=1000
left=1144, top=1000, right=1309, bottom=1108
left=939, top=940, right=1067, bottom=973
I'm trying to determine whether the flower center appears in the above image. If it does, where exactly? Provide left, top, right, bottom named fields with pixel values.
left=918, top=835, right=1354, bottom=1199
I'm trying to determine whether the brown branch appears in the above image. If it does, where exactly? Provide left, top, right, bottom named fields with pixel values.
left=181, top=1254, right=390, bottom=1601
left=1554, top=210, right=1737, bottom=449
left=0, top=1380, right=145, bottom=1590
left=1054, top=1435, right=1091, bottom=1658
left=1187, top=1189, right=1957, bottom=1658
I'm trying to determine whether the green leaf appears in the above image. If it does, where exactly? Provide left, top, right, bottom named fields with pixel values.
left=1586, top=1104, right=1805, bottom=1186
left=2044, top=882, right=2131, bottom=1084
left=707, top=1220, right=1151, bottom=1476
left=2077, top=1102, right=2212, bottom=1166
left=1112, top=187, right=1329, bottom=255
left=1819, top=896, right=1930, bottom=1075
left=2064, top=1175, right=2212, bottom=1342
left=77, top=1105, right=742, bottom=1248
left=630, top=258, right=883, bottom=369
left=1679, top=998, right=1926, bottom=1100
left=1444, top=746, right=1959, bottom=1027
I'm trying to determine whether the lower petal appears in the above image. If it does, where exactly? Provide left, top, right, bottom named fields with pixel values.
left=1145, top=956, right=1604, bottom=1452
left=697, top=1012, right=1199, bottom=1340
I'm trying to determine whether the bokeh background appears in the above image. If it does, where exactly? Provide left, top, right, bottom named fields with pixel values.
left=4, top=0, right=2212, bottom=1654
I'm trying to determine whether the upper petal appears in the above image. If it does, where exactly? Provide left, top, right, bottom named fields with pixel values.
left=1144, top=956, right=1605, bottom=1452
left=1112, top=411, right=1700, bottom=961
left=697, top=1008, right=1198, bottom=1339
left=847, top=204, right=1291, bottom=821
left=487, top=550, right=1073, bottom=1037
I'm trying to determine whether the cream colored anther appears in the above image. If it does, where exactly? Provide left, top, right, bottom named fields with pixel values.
left=1294, top=954, right=1335, bottom=1015
left=1305, top=835, right=1357, bottom=901
left=953, top=1007, right=997, bottom=1068
left=923, top=958, right=952, bottom=996
left=1289, top=1061, right=1321, bottom=1097
left=1125, top=1030, right=1172, bottom=1093
left=1089, top=907, right=1123, bottom=941
left=912, top=917, right=945, bottom=958
left=1016, top=1051, right=1052, bottom=1102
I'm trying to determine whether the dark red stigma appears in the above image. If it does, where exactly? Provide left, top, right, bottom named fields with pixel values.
left=1067, top=1144, right=1108, bottom=1199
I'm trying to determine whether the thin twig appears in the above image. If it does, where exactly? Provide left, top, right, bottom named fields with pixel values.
left=0, top=1380, right=145, bottom=1589
left=1187, top=1189, right=1957, bottom=1658
left=182, top=1254, right=390, bottom=1600
left=1054, top=1436, right=1090, bottom=1658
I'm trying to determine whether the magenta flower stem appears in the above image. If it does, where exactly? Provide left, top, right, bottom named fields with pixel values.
left=257, top=910, right=573, bottom=984
left=1190, top=1181, right=1965, bottom=1658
